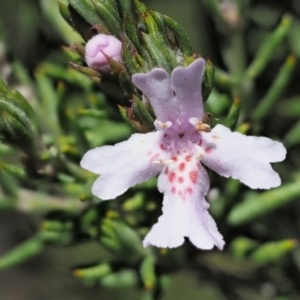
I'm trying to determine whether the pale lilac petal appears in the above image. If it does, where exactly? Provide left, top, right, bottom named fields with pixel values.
left=201, top=124, right=287, bottom=189
left=81, top=132, right=165, bottom=200
left=132, top=59, right=206, bottom=124
left=171, top=58, right=205, bottom=121
left=132, top=69, right=175, bottom=122
left=143, top=159, right=224, bottom=249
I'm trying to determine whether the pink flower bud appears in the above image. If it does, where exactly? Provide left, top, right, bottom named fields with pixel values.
left=85, top=34, right=122, bottom=72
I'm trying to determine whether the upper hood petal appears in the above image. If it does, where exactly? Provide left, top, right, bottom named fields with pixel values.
left=171, top=58, right=205, bottom=121
left=132, top=58, right=205, bottom=124
left=132, top=69, right=175, bottom=123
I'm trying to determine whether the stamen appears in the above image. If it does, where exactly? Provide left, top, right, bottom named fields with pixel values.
left=153, top=159, right=174, bottom=164
left=194, top=145, right=204, bottom=159
left=189, top=117, right=211, bottom=133
left=196, top=153, right=203, bottom=160
left=154, top=120, right=172, bottom=131
left=203, top=113, right=218, bottom=125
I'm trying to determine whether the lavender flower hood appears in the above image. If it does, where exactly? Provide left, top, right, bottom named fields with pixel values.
left=81, top=58, right=286, bottom=250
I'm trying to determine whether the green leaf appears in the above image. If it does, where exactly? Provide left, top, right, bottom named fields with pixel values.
left=252, top=55, right=296, bottom=121
left=42, top=0, right=82, bottom=44
left=122, top=41, right=141, bottom=74
left=246, top=14, right=292, bottom=80
left=140, top=256, right=156, bottom=290
left=251, top=239, right=297, bottom=265
left=99, top=218, right=147, bottom=260
left=142, top=33, right=176, bottom=72
left=289, top=18, right=300, bottom=58
left=230, top=237, right=258, bottom=259
left=122, top=192, right=145, bottom=211
left=0, top=166, right=19, bottom=197
left=116, top=0, right=132, bottom=19
left=124, top=15, right=143, bottom=54
left=0, top=235, right=44, bottom=270
left=276, top=96, right=300, bottom=118
left=41, top=220, right=73, bottom=231
left=227, top=181, right=300, bottom=226
left=68, top=4, right=95, bottom=41
left=0, top=80, right=39, bottom=153
left=35, top=70, right=61, bottom=136
left=0, top=163, right=25, bottom=178
left=214, top=67, right=238, bottom=89
left=202, top=59, right=215, bottom=102
left=132, top=94, right=155, bottom=129
left=226, top=97, right=241, bottom=130
left=100, top=270, right=138, bottom=288
left=69, top=62, right=102, bottom=79
left=68, top=0, right=104, bottom=25
left=204, top=90, right=230, bottom=116
left=58, top=1, right=73, bottom=26
left=74, top=263, right=111, bottom=279
left=39, top=230, right=72, bottom=245
left=13, top=189, right=85, bottom=214
left=201, top=0, right=225, bottom=23
left=92, top=0, right=122, bottom=36
left=284, top=119, right=300, bottom=148
left=118, top=105, right=148, bottom=132
left=162, top=14, right=192, bottom=56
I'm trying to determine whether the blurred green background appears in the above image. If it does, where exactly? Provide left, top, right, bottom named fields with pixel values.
left=1, top=0, right=300, bottom=299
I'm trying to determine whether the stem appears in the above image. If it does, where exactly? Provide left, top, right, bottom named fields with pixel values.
left=229, top=32, right=246, bottom=80
left=228, top=30, right=253, bottom=116
left=252, top=55, right=296, bottom=121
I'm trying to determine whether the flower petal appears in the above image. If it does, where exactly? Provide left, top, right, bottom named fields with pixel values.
left=132, top=58, right=205, bottom=124
left=201, top=124, right=287, bottom=189
left=171, top=58, right=205, bottom=121
left=81, top=131, right=165, bottom=200
left=132, top=69, right=175, bottom=123
left=143, top=159, right=224, bottom=249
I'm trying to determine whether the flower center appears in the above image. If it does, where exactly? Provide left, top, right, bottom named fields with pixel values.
left=156, top=117, right=205, bottom=159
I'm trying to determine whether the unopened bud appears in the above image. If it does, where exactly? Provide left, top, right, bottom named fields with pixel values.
left=85, top=34, right=122, bottom=72
left=220, top=0, right=240, bottom=27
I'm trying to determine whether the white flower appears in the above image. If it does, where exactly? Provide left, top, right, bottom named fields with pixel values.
left=81, top=58, right=286, bottom=250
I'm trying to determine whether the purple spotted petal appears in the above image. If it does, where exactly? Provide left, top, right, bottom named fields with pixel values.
left=143, top=164, right=224, bottom=249
left=81, top=132, right=165, bottom=200
left=201, top=124, right=286, bottom=189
